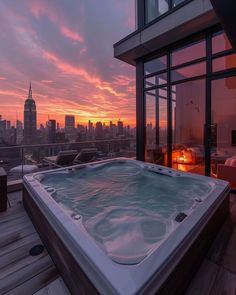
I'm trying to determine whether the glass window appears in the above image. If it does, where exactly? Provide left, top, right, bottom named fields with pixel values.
left=212, top=54, right=236, bottom=72
left=172, top=79, right=205, bottom=174
left=173, top=0, right=185, bottom=7
left=212, top=31, right=232, bottom=54
left=144, top=55, right=167, bottom=76
left=145, top=72, right=167, bottom=88
left=211, top=77, right=236, bottom=177
left=171, top=62, right=206, bottom=82
left=145, top=0, right=169, bottom=23
left=145, top=88, right=167, bottom=165
left=171, top=40, right=206, bottom=67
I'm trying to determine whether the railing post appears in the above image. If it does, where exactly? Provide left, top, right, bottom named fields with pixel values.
left=0, top=167, right=7, bottom=212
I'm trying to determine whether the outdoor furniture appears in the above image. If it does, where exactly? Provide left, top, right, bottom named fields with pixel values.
left=43, top=150, right=78, bottom=168
left=73, top=148, right=98, bottom=164
left=10, top=165, right=38, bottom=175
left=0, top=167, right=7, bottom=212
left=217, top=156, right=236, bottom=188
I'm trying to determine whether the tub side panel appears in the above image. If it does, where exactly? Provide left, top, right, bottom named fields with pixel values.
left=152, top=192, right=230, bottom=295
left=23, top=186, right=100, bottom=295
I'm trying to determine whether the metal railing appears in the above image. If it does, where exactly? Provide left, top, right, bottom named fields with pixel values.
left=0, top=138, right=136, bottom=182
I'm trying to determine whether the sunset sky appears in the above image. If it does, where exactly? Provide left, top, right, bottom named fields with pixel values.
left=0, top=0, right=135, bottom=127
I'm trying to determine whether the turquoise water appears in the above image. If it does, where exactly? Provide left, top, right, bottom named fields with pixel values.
left=41, top=161, right=212, bottom=264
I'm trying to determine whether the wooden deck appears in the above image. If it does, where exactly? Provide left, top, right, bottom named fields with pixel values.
left=0, top=190, right=236, bottom=295
left=0, top=191, right=70, bottom=295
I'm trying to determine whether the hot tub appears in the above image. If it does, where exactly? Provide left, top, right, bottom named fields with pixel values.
left=23, top=158, right=230, bottom=295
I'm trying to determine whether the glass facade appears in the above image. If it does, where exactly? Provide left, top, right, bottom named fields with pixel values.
left=211, top=77, right=236, bottom=175
left=142, top=29, right=236, bottom=176
left=144, top=0, right=188, bottom=24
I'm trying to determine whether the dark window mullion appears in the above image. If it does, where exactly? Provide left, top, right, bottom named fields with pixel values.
left=170, top=57, right=206, bottom=71
left=167, top=52, right=172, bottom=167
left=205, top=33, right=212, bottom=176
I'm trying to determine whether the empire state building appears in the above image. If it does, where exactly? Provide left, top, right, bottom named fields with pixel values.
left=24, top=82, right=37, bottom=144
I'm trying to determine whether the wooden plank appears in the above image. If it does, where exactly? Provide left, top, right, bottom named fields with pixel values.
left=0, top=232, right=39, bottom=257
left=0, top=254, right=54, bottom=294
left=0, top=237, right=42, bottom=270
left=185, top=259, right=219, bottom=295
left=34, top=277, right=71, bottom=295
left=0, top=223, right=36, bottom=248
left=0, top=209, right=27, bottom=224
left=4, top=265, right=58, bottom=295
left=210, top=267, right=236, bottom=295
left=0, top=203, right=24, bottom=219
left=0, top=214, right=31, bottom=235
left=221, top=226, right=236, bottom=273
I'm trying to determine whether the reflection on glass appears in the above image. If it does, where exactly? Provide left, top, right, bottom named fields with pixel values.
left=145, top=0, right=169, bottom=23
left=145, top=88, right=167, bottom=165
left=172, top=80, right=205, bottom=174
left=212, top=31, right=232, bottom=54
left=211, top=77, right=236, bottom=178
left=173, top=0, right=185, bottom=6
left=144, top=55, right=167, bottom=76
left=212, top=54, right=236, bottom=72
left=145, top=73, right=167, bottom=88
left=171, top=40, right=206, bottom=66
left=171, top=62, right=206, bottom=82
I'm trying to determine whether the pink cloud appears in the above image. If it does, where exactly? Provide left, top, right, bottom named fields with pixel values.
left=79, top=47, right=87, bottom=55
left=60, top=26, right=84, bottom=43
left=41, top=80, right=54, bottom=84
left=29, top=1, right=84, bottom=43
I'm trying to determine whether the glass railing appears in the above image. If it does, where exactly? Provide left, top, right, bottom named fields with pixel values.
left=0, top=138, right=136, bottom=182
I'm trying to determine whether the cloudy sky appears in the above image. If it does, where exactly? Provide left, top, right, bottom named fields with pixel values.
left=0, top=0, right=135, bottom=127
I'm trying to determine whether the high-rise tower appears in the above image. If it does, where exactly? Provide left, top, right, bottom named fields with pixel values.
left=24, top=82, right=37, bottom=144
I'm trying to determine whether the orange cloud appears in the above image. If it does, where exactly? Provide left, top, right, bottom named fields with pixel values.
left=42, top=49, right=124, bottom=97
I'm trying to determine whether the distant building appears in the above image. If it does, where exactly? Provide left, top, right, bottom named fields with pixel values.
left=48, top=119, right=56, bottom=143
left=65, top=115, right=75, bottom=133
left=117, top=120, right=124, bottom=136
left=16, top=120, right=23, bottom=145
left=6, top=121, right=11, bottom=129
left=95, top=121, right=103, bottom=140
left=24, top=82, right=37, bottom=144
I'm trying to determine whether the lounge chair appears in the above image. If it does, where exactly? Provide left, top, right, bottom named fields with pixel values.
left=73, top=148, right=98, bottom=164
left=217, top=156, right=236, bottom=189
left=43, top=150, right=78, bottom=168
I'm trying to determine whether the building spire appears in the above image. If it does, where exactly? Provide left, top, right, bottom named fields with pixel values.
left=28, top=81, right=32, bottom=99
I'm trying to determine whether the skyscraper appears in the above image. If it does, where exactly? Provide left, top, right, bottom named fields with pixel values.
left=48, top=119, right=56, bottom=143
left=24, top=82, right=37, bottom=144
left=65, top=115, right=75, bottom=133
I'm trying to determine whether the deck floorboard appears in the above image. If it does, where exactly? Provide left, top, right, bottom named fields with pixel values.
left=0, top=191, right=70, bottom=295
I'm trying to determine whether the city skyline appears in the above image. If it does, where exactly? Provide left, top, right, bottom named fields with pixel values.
left=0, top=1, right=136, bottom=127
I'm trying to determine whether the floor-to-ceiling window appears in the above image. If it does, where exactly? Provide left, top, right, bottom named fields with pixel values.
left=142, top=28, right=236, bottom=176
left=144, top=55, right=168, bottom=164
